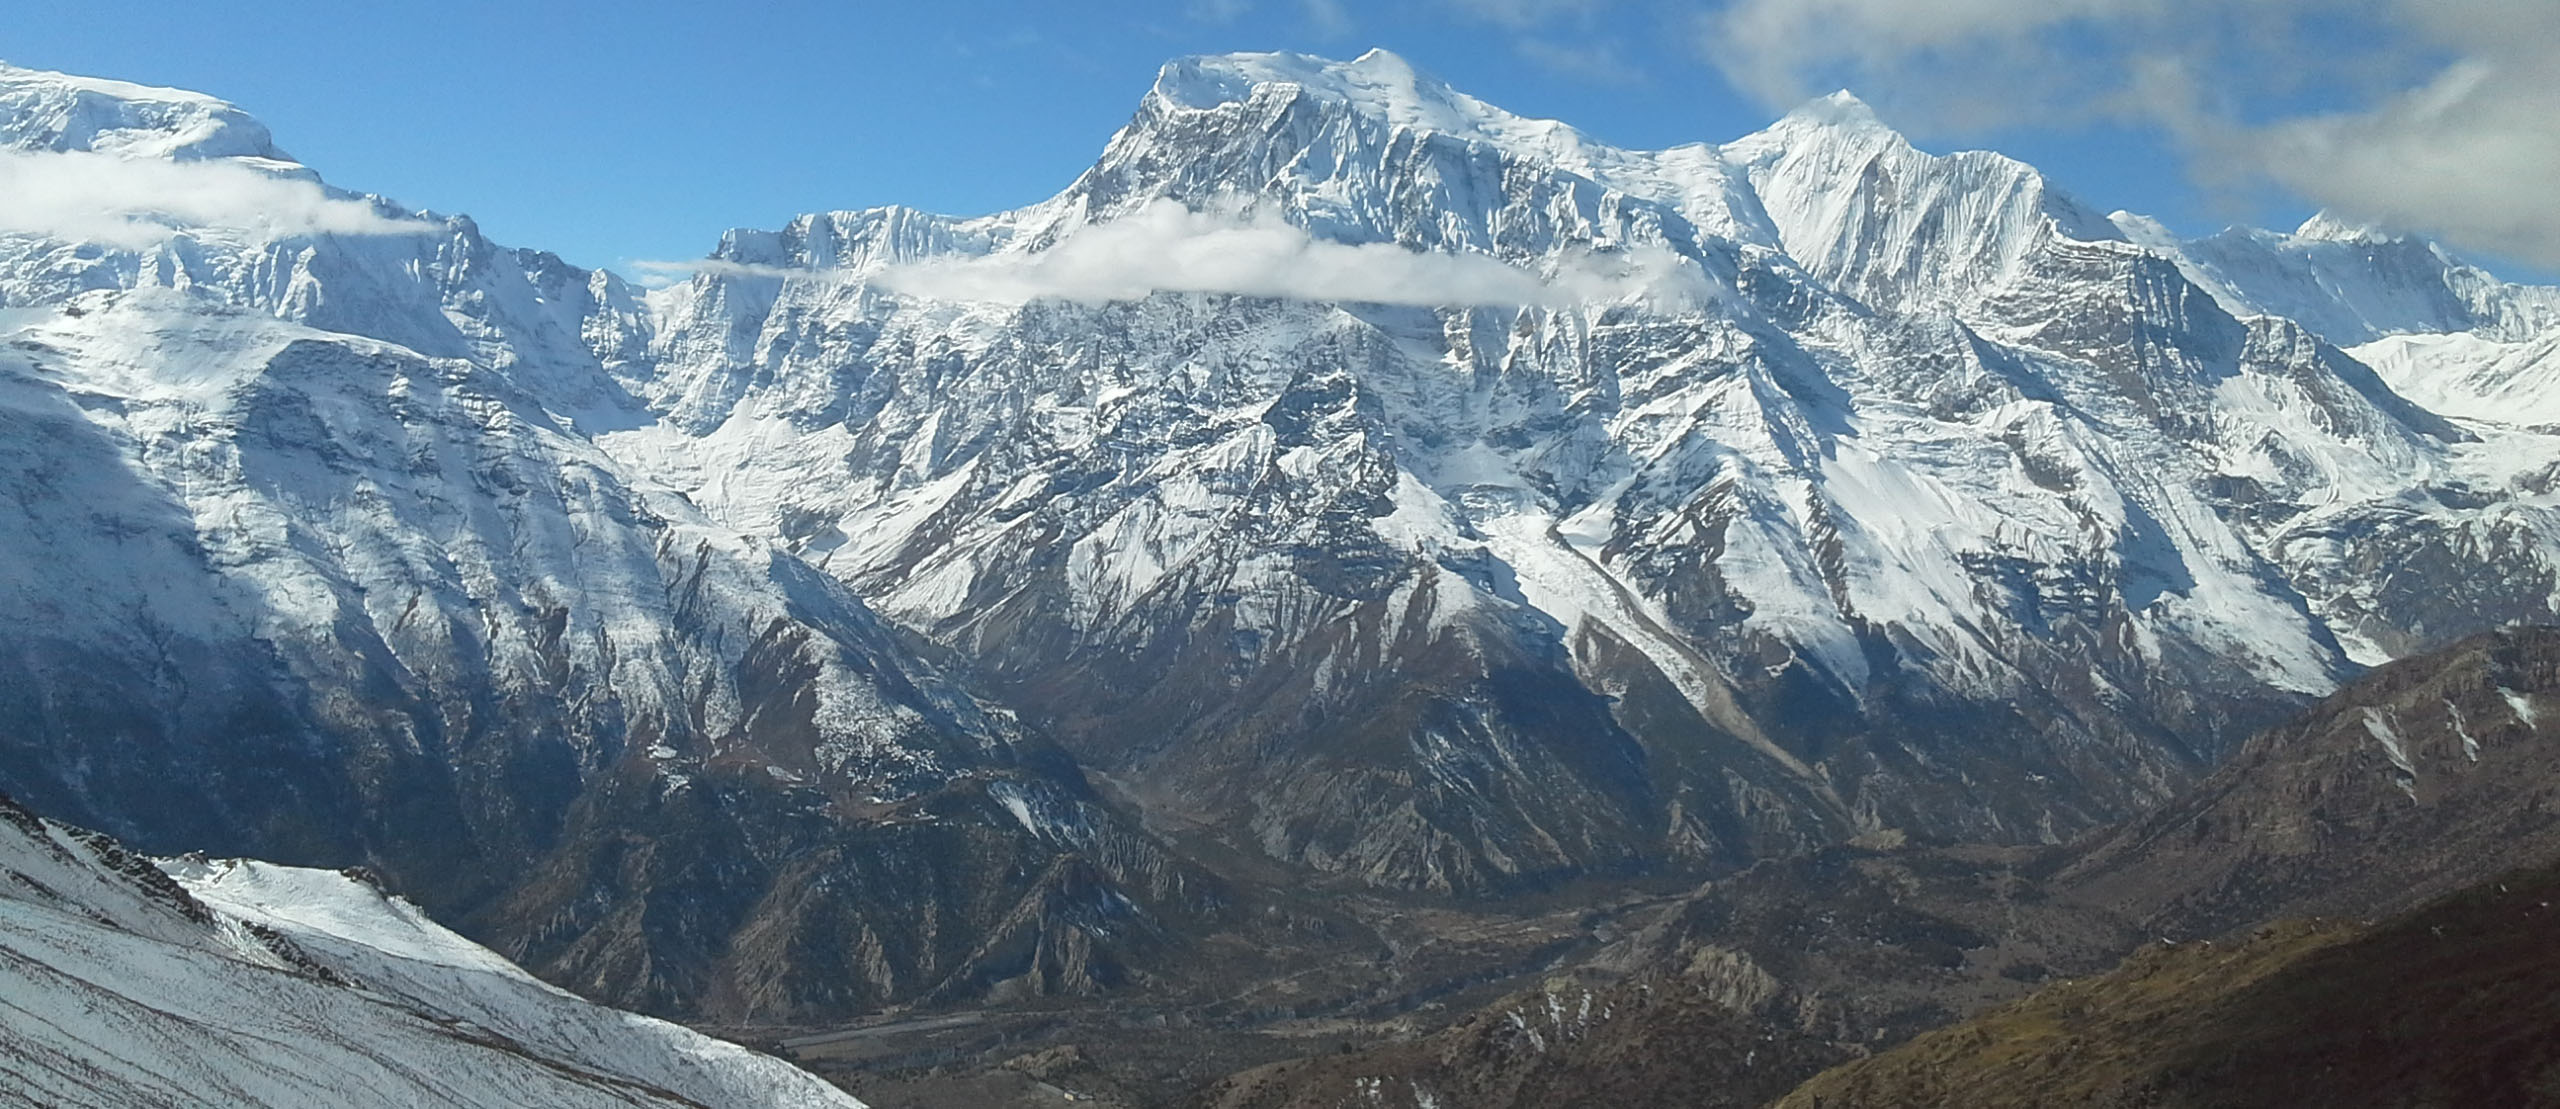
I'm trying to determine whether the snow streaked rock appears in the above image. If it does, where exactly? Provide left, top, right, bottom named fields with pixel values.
left=603, top=50, right=2560, bottom=886
left=0, top=65, right=1182, bottom=1023
left=8, top=48, right=2560, bottom=910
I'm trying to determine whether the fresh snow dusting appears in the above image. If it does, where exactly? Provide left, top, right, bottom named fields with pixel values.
left=176, top=858, right=865, bottom=1108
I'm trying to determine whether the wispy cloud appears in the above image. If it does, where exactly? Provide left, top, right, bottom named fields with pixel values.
left=627, top=257, right=818, bottom=287
left=1444, top=0, right=1648, bottom=88
left=1513, top=38, right=1644, bottom=85
left=638, top=200, right=1712, bottom=309
left=1449, top=0, right=1620, bottom=30
left=0, top=150, right=432, bottom=249
left=1704, top=0, right=2148, bottom=127
left=1186, top=0, right=1250, bottom=22
left=1183, top=0, right=1356, bottom=35
left=1301, top=0, right=1355, bottom=38
left=1697, top=0, right=2560, bottom=267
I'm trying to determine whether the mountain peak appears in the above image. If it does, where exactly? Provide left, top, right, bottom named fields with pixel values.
left=2294, top=208, right=2393, bottom=244
left=0, top=61, right=288, bottom=163
left=1775, top=89, right=1892, bottom=134
left=1150, top=49, right=1591, bottom=154
left=1723, top=88, right=1905, bottom=168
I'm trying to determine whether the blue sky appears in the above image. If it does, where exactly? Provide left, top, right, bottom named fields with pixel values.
left=8, top=0, right=2552, bottom=282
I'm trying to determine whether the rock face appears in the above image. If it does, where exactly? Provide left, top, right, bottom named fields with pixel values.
left=0, top=792, right=867, bottom=1109
left=5, top=50, right=2560, bottom=1025
left=1199, top=972, right=1849, bottom=1109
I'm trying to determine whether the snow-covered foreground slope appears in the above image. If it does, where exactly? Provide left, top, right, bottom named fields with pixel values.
left=0, top=793, right=863, bottom=1109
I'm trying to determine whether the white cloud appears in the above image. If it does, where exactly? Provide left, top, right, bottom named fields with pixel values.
left=1697, top=0, right=2560, bottom=268
left=639, top=200, right=1712, bottom=309
left=1444, top=0, right=1645, bottom=84
left=1301, top=0, right=1355, bottom=38
left=2219, top=11, right=2560, bottom=266
left=1706, top=0, right=2156, bottom=119
left=0, top=150, right=432, bottom=249
left=629, top=257, right=812, bottom=285
left=1451, top=0, right=1618, bottom=30
left=1513, top=38, right=1643, bottom=85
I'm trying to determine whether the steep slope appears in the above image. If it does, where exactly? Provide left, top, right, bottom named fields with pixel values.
left=0, top=792, right=865, bottom=1109
left=1205, top=626, right=2560, bottom=1109
left=2352, top=326, right=2560, bottom=428
left=612, top=51, right=1856, bottom=892
left=604, top=49, right=2560, bottom=896
left=2112, top=209, right=2560, bottom=349
left=2117, top=208, right=2560, bottom=462
left=2061, top=625, right=2560, bottom=935
left=1775, top=856, right=2560, bottom=1109
left=0, top=63, right=1192, bottom=1024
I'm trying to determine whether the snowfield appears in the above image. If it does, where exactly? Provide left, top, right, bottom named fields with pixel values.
left=0, top=795, right=864, bottom=1109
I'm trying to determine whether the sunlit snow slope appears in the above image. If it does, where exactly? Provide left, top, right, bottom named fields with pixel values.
left=0, top=793, right=864, bottom=1109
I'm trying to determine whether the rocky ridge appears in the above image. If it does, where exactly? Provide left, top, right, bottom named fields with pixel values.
left=1212, top=627, right=2560, bottom=1108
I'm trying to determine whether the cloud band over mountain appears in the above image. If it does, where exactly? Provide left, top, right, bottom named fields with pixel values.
left=0, top=150, right=432, bottom=248
left=642, top=199, right=1713, bottom=309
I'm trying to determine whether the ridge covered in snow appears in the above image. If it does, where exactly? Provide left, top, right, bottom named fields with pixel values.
left=0, top=794, right=865, bottom=1109
left=0, top=60, right=1189, bottom=1027
left=0, top=61, right=291, bottom=162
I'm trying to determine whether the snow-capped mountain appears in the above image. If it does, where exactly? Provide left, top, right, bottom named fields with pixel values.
left=609, top=49, right=2560, bottom=889
left=5, top=48, right=2560, bottom=1026
left=0, top=63, right=1189, bottom=1024
left=0, top=792, right=864, bottom=1108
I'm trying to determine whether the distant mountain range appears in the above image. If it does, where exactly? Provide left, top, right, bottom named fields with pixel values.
left=4, top=47, right=2560, bottom=1073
